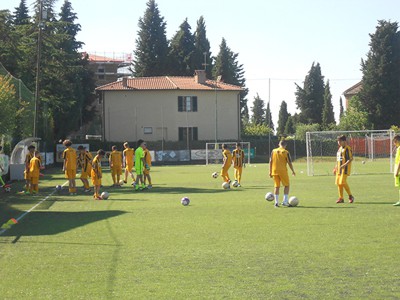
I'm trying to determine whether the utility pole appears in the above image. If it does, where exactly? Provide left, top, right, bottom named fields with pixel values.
left=34, top=0, right=44, bottom=138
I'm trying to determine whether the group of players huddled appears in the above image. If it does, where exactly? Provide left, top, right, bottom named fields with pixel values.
left=21, top=139, right=152, bottom=200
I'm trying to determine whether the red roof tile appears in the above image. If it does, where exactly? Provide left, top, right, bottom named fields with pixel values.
left=95, top=76, right=243, bottom=92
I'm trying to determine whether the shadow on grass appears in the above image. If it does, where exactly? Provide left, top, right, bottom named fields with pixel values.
left=355, top=202, right=395, bottom=205
left=292, top=206, right=356, bottom=209
left=1, top=210, right=126, bottom=238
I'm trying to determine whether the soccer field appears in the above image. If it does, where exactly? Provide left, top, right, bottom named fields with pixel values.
left=0, top=162, right=399, bottom=299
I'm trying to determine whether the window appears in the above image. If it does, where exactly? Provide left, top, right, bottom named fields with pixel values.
left=143, top=127, right=153, bottom=134
left=178, top=96, right=198, bottom=112
left=98, top=68, right=105, bottom=73
left=179, top=127, right=198, bottom=141
left=98, top=74, right=105, bottom=80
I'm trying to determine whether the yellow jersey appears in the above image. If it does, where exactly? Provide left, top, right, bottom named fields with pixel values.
left=223, top=149, right=232, bottom=167
left=110, top=150, right=122, bottom=168
left=29, top=157, right=41, bottom=177
left=123, top=148, right=135, bottom=165
left=25, top=152, right=34, bottom=168
left=232, top=149, right=245, bottom=168
left=270, top=147, right=291, bottom=175
left=63, top=147, right=77, bottom=171
left=78, top=151, right=93, bottom=172
left=144, top=149, right=152, bottom=167
left=91, top=155, right=102, bottom=178
left=336, top=145, right=353, bottom=175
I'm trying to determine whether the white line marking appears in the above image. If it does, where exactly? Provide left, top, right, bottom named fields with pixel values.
left=0, top=181, right=69, bottom=236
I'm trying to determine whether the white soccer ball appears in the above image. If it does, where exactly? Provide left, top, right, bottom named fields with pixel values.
left=212, top=172, right=218, bottom=179
left=5, top=186, right=11, bottom=193
left=289, top=196, right=299, bottom=207
left=181, top=197, right=190, bottom=206
left=119, top=179, right=124, bottom=185
left=222, top=182, right=230, bottom=189
left=232, top=180, right=239, bottom=188
left=101, top=191, right=109, bottom=200
left=265, top=192, right=274, bottom=201
left=362, top=160, right=366, bottom=164
left=55, top=185, right=62, bottom=192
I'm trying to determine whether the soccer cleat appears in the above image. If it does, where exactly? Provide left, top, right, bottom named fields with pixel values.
left=228, top=180, right=231, bottom=184
left=274, top=203, right=279, bottom=207
left=393, top=201, right=400, bottom=206
left=237, top=183, right=241, bottom=187
left=282, top=202, right=289, bottom=207
left=147, top=185, right=153, bottom=189
left=95, top=196, right=102, bottom=200
left=349, top=195, right=355, bottom=203
left=336, top=198, right=344, bottom=204
left=84, top=189, right=91, bottom=193
left=123, top=180, right=127, bottom=184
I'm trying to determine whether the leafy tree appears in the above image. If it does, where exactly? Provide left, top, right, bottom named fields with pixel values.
left=133, top=0, right=169, bottom=77
left=295, top=123, right=320, bottom=141
left=359, top=20, right=400, bottom=129
left=13, top=0, right=30, bottom=25
left=338, top=95, right=370, bottom=131
left=213, top=38, right=249, bottom=125
left=295, top=62, right=325, bottom=124
left=0, top=75, right=17, bottom=135
left=339, top=97, right=344, bottom=119
left=193, top=16, right=213, bottom=78
left=321, top=80, right=335, bottom=129
left=168, top=18, right=196, bottom=76
left=251, top=93, right=265, bottom=125
left=284, top=115, right=295, bottom=135
left=277, top=100, right=289, bottom=136
left=243, top=123, right=272, bottom=136
left=265, top=101, right=274, bottom=130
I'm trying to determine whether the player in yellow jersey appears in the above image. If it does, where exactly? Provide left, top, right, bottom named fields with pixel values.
left=91, top=149, right=105, bottom=200
left=269, top=139, right=295, bottom=207
left=22, top=145, right=36, bottom=193
left=29, top=151, right=41, bottom=194
left=232, top=143, right=245, bottom=187
left=333, top=135, right=354, bottom=204
left=220, top=144, right=232, bottom=184
left=143, top=142, right=153, bottom=189
left=123, top=142, right=135, bottom=184
left=109, top=145, right=123, bottom=186
left=62, top=140, right=77, bottom=195
left=77, top=145, right=92, bottom=192
left=393, top=135, right=400, bottom=206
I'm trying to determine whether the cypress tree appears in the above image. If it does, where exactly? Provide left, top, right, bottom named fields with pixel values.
left=265, top=101, right=274, bottom=130
left=339, top=97, right=344, bottom=119
left=251, top=93, right=265, bottom=125
left=321, top=80, right=335, bottom=129
left=193, top=16, right=213, bottom=78
left=277, top=101, right=289, bottom=136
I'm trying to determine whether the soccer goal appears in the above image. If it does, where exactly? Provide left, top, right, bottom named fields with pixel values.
left=205, top=142, right=251, bottom=165
left=306, top=130, right=395, bottom=176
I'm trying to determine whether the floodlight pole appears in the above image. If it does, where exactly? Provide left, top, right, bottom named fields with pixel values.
left=34, top=0, right=44, bottom=138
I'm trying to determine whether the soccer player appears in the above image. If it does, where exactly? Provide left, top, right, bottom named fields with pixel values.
left=333, top=135, right=355, bottom=204
left=393, top=135, right=400, bottom=206
left=143, top=142, right=152, bottom=189
left=22, top=145, right=36, bottom=193
left=269, top=139, right=296, bottom=207
left=123, top=142, right=135, bottom=184
left=109, top=145, right=123, bottom=186
left=134, top=139, right=146, bottom=191
left=29, top=151, right=41, bottom=194
left=232, top=142, right=245, bottom=187
left=220, top=144, right=232, bottom=184
left=77, top=145, right=92, bottom=192
left=62, top=140, right=77, bottom=195
left=91, top=149, right=105, bottom=200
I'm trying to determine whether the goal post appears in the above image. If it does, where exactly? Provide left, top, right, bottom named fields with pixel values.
left=306, top=129, right=395, bottom=176
left=206, top=142, right=251, bottom=165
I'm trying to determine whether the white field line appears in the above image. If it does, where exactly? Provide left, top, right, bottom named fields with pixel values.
left=0, top=181, right=69, bottom=236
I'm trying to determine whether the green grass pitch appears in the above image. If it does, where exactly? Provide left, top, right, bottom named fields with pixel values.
left=0, top=162, right=399, bottom=299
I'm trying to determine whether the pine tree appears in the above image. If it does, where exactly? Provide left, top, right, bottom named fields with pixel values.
left=193, top=16, right=213, bottom=78
left=339, top=97, right=344, bottom=119
left=13, top=0, right=30, bottom=25
left=321, top=80, right=335, bottom=129
left=133, top=0, right=169, bottom=77
left=265, top=101, right=274, bottom=130
left=277, top=101, right=289, bottom=136
left=213, top=38, right=249, bottom=125
left=168, top=18, right=196, bottom=76
left=359, top=20, right=400, bottom=129
left=251, top=93, right=265, bottom=125
left=295, top=62, right=325, bottom=124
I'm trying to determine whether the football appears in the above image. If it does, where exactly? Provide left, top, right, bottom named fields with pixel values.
left=4, top=185, right=11, bottom=193
left=289, top=196, right=299, bottom=207
left=55, top=185, right=62, bottom=192
left=101, top=191, right=109, bottom=200
left=119, top=179, right=124, bottom=185
left=265, top=192, right=274, bottom=201
left=181, top=197, right=190, bottom=206
left=232, top=180, right=239, bottom=188
left=222, top=182, right=230, bottom=189
left=212, top=172, right=218, bottom=179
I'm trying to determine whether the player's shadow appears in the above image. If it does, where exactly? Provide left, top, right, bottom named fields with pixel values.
left=0, top=210, right=126, bottom=237
left=146, top=186, right=233, bottom=194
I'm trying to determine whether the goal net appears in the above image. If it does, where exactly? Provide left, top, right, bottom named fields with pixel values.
left=206, top=142, right=251, bottom=165
left=306, top=130, right=395, bottom=176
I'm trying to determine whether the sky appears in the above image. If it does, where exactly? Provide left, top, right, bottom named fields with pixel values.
left=2, top=0, right=400, bottom=125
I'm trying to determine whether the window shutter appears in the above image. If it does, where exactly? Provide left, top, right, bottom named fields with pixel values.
left=193, top=127, right=198, bottom=141
left=179, top=127, right=184, bottom=141
left=192, top=96, right=198, bottom=112
left=178, top=96, right=183, bottom=112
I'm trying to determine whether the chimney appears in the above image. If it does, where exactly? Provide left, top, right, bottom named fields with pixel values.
left=122, top=77, right=128, bottom=88
left=194, top=70, right=206, bottom=84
